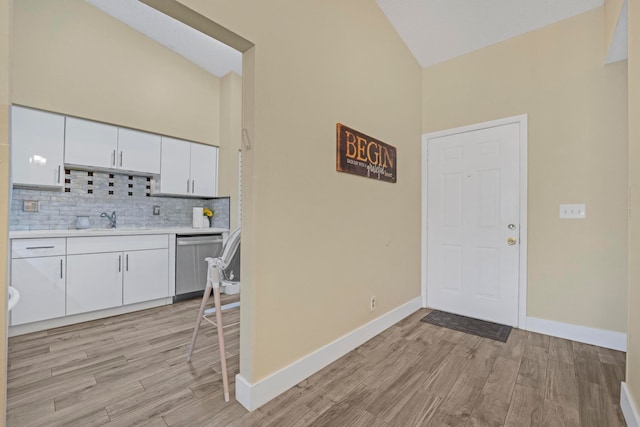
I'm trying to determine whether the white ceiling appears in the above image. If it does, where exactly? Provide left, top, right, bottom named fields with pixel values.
left=376, top=0, right=605, bottom=68
left=85, top=0, right=242, bottom=78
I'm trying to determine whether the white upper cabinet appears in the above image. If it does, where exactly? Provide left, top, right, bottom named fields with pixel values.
left=117, top=128, right=161, bottom=175
left=157, top=136, right=218, bottom=198
left=11, top=106, right=65, bottom=189
left=190, top=142, right=218, bottom=198
left=159, top=136, right=192, bottom=195
left=65, top=116, right=119, bottom=170
left=65, top=117, right=161, bottom=175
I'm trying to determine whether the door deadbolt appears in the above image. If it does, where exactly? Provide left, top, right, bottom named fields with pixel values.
left=508, top=224, right=516, bottom=230
left=507, top=237, right=517, bottom=245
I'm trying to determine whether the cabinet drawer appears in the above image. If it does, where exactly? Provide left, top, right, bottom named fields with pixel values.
left=67, top=234, right=168, bottom=254
left=12, top=238, right=66, bottom=258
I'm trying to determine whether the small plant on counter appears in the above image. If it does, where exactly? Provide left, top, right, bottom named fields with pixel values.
left=203, top=208, right=214, bottom=217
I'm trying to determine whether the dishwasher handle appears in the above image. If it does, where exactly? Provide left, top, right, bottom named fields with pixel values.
left=177, top=239, right=223, bottom=246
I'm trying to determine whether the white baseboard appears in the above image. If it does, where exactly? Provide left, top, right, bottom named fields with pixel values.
left=8, top=298, right=173, bottom=337
left=235, top=296, right=423, bottom=411
left=621, top=382, right=640, bottom=427
left=525, top=316, right=626, bottom=351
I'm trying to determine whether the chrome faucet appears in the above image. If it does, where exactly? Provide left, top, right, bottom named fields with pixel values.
left=100, top=211, right=117, bottom=228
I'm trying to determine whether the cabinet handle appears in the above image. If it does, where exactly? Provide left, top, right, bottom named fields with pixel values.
left=119, top=151, right=123, bottom=167
left=118, top=255, right=121, bottom=272
left=112, top=150, right=116, bottom=166
left=60, top=259, right=63, bottom=279
left=192, top=180, right=195, bottom=193
left=26, top=246, right=54, bottom=250
left=126, top=254, right=129, bottom=271
left=57, top=165, right=61, bottom=184
left=187, top=179, right=190, bottom=193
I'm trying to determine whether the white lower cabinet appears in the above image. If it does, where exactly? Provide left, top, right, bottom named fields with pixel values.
left=10, top=238, right=67, bottom=326
left=66, top=252, right=123, bottom=315
left=11, top=256, right=66, bottom=325
left=66, top=234, right=170, bottom=316
left=10, top=234, right=171, bottom=328
left=123, top=249, right=169, bottom=305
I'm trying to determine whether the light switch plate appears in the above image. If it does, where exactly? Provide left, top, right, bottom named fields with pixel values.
left=560, top=204, right=586, bottom=219
left=23, top=200, right=39, bottom=212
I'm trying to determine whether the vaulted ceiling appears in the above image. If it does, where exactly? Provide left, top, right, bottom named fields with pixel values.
left=376, top=0, right=605, bottom=68
left=85, top=0, right=609, bottom=77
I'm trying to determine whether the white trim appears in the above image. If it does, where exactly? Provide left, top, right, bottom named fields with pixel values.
left=525, top=316, right=626, bottom=351
left=621, top=382, right=640, bottom=427
left=421, top=114, right=528, bottom=327
left=234, top=296, right=422, bottom=411
left=518, top=116, right=528, bottom=329
left=421, top=141, right=429, bottom=308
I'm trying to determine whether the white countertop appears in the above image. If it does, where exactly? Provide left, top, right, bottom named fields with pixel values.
left=9, top=227, right=229, bottom=239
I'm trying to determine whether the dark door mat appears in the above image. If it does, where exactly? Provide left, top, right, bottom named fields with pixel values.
left=420, top=310, right=512, bottom=342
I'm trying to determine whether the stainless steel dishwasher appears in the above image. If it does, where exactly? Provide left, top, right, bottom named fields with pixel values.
left=175, top=234, right=224, bottom=301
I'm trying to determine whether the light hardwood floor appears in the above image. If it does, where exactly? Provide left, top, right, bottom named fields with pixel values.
left=7, top=298, right=627, bottom=426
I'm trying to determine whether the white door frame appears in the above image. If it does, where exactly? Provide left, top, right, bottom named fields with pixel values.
left=421, top=114, right=528, bottom=328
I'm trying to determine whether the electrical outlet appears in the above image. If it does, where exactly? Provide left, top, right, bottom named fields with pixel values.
left=153, top=206, right=160, bottom=215
left=370, top=296, right=376, bottom=312
left=23, top=200, right=39, bottom=212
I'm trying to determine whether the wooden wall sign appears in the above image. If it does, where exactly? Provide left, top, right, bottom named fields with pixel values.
left=336, top=123, right=397, bottom=183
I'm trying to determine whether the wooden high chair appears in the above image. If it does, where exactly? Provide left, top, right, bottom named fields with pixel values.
left=186, top=228, right=241, bottom=402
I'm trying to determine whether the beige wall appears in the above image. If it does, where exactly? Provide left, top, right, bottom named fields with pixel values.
left=12, top=0, right=221, bottom=146
left=179, top=0, right=423, bottom=381
left=0, top=0, right=10, bottom=421
left=423, top=8, right=629, bottom=333
left=626, top=0, right=640, bottom=412
left=219, top=72, right=242, bottom=230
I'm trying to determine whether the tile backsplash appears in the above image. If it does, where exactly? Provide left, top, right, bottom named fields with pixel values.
left=10, top=170, right=230, bottom=231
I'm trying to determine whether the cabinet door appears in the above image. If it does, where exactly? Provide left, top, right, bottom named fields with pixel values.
left=11, top=106, right=65, bottom=188
left=160, top=136, right=191, bottom=196
left=65, top=117, right=118, bottom=169
left=190, top=144, right=218, bottom=197
left=117, top=128, right=161, bottom=175
left=123, top=249, right=169, bottom=305
left=66, top=252, right=123, bottom=315
left=10, top=256, right=66, bottom=325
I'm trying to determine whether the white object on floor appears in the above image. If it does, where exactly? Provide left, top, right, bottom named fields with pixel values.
left=222, top=282, right=240, bottom=295
left=8, top=286, right=20, bottom=311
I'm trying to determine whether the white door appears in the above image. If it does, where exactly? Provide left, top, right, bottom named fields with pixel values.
left=123, top=249, right=169, bottom=305
left=427, top=123, right=520, bottom=326
left=117, top=128, right=161, bottom=175
left=10, top=256, right=66, bottom=325
left=66, top=252, right=123, bottom=315
left=160, top=136, right=191, bottom=196
left=65, top=117, right=119, bottom=169
left=11, top=106, right=65, bottom=188
left=190, top=144, right=218, bottom=197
